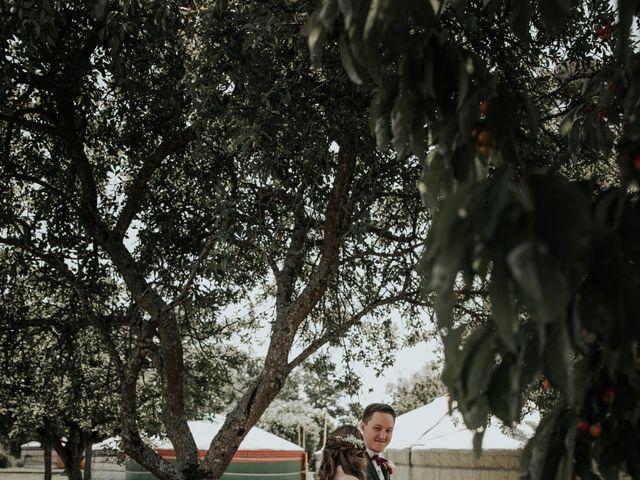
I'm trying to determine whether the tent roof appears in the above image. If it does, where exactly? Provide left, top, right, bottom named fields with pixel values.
left=388, top=396, right=539, bottom=451
left=24, top=417, right=303, bottom=453
left=21, top=441, right=42, bottom=448
left=153, top=417, right=304, bottom=452
left=93, top=437, right=120, bottom=450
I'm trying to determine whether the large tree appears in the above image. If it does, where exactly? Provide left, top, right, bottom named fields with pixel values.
left=1, top=1, right=428, bottom=479
left=0, top=213, right=129, bottom=480
left=309, top=0, right=640, bottom=478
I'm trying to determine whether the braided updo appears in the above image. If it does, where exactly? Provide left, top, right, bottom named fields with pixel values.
left=317, top=425, right=367, bottom=480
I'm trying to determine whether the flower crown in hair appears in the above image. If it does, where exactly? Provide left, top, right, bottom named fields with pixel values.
left=332, top=434, right=366, bottom=449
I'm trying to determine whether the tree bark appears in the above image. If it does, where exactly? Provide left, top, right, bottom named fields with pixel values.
left=200, top=143, right=355, bottom=479
left=56, top=91, right=198, bottom=479
left=44, top=443, right=52, bottom=480
left=83, top=444, right=92, bottom=480
left=55, top=431, right=84, bottom=480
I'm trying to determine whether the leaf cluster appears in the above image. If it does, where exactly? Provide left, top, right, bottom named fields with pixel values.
left=310, top=0, right=640, bottom=477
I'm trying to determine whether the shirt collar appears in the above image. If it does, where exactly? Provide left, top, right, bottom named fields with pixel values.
left=367, top=448, right=383, bottom=457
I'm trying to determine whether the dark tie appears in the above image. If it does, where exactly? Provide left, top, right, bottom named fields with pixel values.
left=372, top=454, right=388, bottom=468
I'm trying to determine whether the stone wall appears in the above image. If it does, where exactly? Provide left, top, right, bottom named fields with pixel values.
left=20, top=445, right=62, bottom=469
left=386, top=447, right=521, bottom=480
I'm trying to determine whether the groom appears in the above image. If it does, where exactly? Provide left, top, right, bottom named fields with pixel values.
left=360, top=403, right=396, bottom=480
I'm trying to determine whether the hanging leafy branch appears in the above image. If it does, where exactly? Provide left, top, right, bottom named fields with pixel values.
left=308, top=0, right=640, bottom=478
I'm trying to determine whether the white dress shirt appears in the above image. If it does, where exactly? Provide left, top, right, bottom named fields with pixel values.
left=366, top=448, right=386, bottom=480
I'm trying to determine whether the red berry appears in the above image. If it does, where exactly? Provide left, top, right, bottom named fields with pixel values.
left=589, top=423, right=602, bottom=438
left=479, top=99, right=489, bottom=115
left=597, top=110, right=608, bottom=121
left=633, top=155, right=640, bottom=170
left=477, top=130, right=492, bottom=146
left=543, top=379, right=552, bottom=390
left=477, top=144, right=491, bottom=158
left=577, top=420, right=590, bottom=433
left=601, top=386, right=615, bottom=404
left=594, top=22, right=612, bottom=40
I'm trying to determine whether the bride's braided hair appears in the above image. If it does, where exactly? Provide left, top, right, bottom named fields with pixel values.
left=317, top=425, right=367, bottom=480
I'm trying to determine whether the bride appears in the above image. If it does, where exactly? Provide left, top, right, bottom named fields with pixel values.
left=317, top=425, right=367, bottom=480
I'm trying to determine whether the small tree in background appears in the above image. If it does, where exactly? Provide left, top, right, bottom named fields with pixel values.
left=386, top=363, right=447, bottom=416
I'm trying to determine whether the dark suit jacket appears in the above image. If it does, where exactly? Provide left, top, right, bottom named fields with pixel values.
left=366, top=455, right=390, bottom=480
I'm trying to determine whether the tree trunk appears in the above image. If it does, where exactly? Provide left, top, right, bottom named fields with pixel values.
left=64, top=450, right=84, bottom=480
left=9, top=440, right=22, bottom=461
left=201, top=368, right=289, bottom=479
left=44, top=443, right=52, bottom=480
left=57, top=432, right=85, bottom=480
left=199, top=146, right=354, bottom=479
left=65, top=456, right=83, bottom=480
left=83, top=444, right=93, bottom=480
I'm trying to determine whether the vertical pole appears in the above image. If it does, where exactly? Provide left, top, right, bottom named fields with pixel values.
left=303, top=451, right=308, bottom=480
left=322, top=414, right=327, bottom=448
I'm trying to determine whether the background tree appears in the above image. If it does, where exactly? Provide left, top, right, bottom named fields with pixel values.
left=386, top=362, right=447, bottom=416
left=0, top=229, right=127, bottom=480
left=1, top=1, right=429, bottom=479
left=308, top=0, right=640, bottom=478
left=257, top=359, right=360, bottom=470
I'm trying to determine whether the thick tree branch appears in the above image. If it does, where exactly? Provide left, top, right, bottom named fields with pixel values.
left=114, top=127, right=196, bottom=239
left=284, top=143, right=355, bottom=330
left=274, top=195, right=309, bottom=316
left=47, top=84, right=197, bottom=472
left=163, top=234, right=217, bottom=314
left=201, top=145, right=356, bottom=479
left=56, top=101, right=99, bottom=227
left=287, top=291, right=423, bottom=372
left=56, top=90, right=197, bottom=468
left=57, top=94, right=199, bottom=469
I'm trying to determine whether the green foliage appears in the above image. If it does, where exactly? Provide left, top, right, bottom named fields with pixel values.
left=1, top=1, right=429, bottom=479
left=0, top=448, right=13, bottom=468
left=258, top=399, right=322, bottom=468
left=386, top=362, right=447, bottom=415
left=0, top=242, right=121, bottom=473
left=310, top=0, right=640, bottom=477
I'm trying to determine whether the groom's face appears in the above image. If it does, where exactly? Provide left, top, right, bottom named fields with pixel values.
left=360, top=411, right=395, bottom=453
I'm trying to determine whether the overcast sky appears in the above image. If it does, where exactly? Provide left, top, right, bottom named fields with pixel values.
left=350, top=338, right=440, bottom=406
left=233, top=302, right=441, bottom=410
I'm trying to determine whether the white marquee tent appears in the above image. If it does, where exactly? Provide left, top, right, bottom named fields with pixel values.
left=152, top=417, right=304, bottom=452
left=21, top=416, right=305, bottom=480
left=386, top=396, right=539, bottom=480
left=128, top=417, right=306, bottom=480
